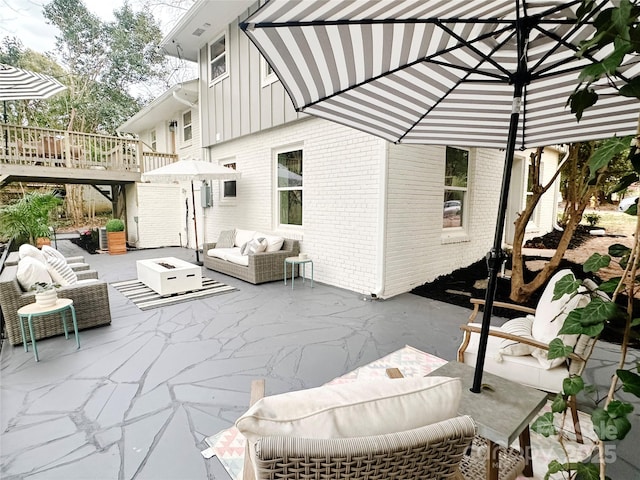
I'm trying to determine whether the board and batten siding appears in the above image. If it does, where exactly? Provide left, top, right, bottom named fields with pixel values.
left=382, top=144, right=505, bottom=298
left=199, top=7, right=301, bottom=148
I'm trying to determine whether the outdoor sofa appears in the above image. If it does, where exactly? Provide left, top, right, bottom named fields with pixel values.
left=0, top=264, right=111, bottom=346
left=203, top=229, right=300, bottom=284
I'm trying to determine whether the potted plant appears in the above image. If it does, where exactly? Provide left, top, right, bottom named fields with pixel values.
left=105, top=218, right=126, bottom=255
left=30, top=282, right=60, bottom=307
left=0, top=192, right=61, bottom=248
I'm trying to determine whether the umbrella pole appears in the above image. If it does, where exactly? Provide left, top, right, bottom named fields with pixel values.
left=471, top=88, right=522, bottom=394
left=191, top=180, right=201, bottom=264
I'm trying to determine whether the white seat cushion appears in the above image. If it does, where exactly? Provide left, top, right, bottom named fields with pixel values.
left=225, top=252, right=250, bottom=266
left=207, top=247, right=240, bottom=260
left=16, top=257, right=53, bottom=291
left=462, top=323, right=567, bottom=393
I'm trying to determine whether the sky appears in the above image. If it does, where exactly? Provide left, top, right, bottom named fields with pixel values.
left=0, top=0, right=128, bottom=54
left=0, top=0, right=196, bottom=96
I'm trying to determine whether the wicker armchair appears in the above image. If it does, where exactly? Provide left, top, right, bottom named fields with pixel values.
left=0, top=265, right=112, bottom=345
left=240, top=379, right=476, bottom=480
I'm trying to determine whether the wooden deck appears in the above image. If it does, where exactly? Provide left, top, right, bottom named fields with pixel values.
left=0, top=124, right=177, bottom=187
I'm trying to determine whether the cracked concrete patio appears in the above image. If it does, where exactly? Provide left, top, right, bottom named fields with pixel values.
left=1, top=240, right=638, bottom=479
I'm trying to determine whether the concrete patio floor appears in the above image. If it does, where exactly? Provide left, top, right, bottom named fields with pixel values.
left=1, top=240, right=638, bottom=479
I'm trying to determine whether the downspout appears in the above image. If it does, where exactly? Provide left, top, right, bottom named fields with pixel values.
left=372, top=139, right=389, bottom=299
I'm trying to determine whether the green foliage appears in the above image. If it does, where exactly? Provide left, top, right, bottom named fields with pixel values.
left=583, top=212, right=601, bottom=226
left=532, top=412, right=556, bottom=437
left=563, top=375, right=586, bottom=396
left=592, top=401, right=633, bottom=440
left=0, top=192, right=62, bottom=245
left=552, top=273, right=582, bottom=300
left=548, top=338, right=574, bottom=360
left=105, top=218, right=125, bottom=232
left=618, top=369, right=640, bottom=397
left=583, top=252, right=610, bottom=272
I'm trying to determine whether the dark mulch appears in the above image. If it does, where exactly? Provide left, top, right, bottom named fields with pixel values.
left=412, top=250, right=638, bottom=347
left=523, top=224, right=595, bottom=249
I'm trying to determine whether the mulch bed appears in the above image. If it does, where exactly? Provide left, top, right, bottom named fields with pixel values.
left=412, top=226, right=638, bottom=347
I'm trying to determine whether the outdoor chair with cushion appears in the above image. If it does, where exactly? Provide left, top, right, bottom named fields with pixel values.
left=235, top=373, right=524, bottom=480
left=458, top=269, right=604, bottom=443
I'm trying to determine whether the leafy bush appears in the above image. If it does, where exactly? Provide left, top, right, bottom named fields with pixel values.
left=105, top=218, right=125, bottom=232
left=584, top=212, right=601, bottom=227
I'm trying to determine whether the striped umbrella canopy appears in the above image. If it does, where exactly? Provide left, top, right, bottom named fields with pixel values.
left=241, top=0, right=640, bottom=392
left=0, top=63, right=67, bottom=102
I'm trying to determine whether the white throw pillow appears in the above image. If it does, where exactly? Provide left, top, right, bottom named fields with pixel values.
left=41, top=244, right=68, bottom=263
left=45, top=256, right=78, bottom=286
left=241, top=238, right=268, bottom=256
left=16, top=257, right=53, bottom=291
left=236, top=376, right=461, bottom=443
left=262, top=235, right=285, bottom=252
left=496, top=316, right=535, bottom=360
left=18, top=243, right=46, bottom=264
left=531, top=270, right=588, bottom=369
left=235, top=229, right=256, bottom=248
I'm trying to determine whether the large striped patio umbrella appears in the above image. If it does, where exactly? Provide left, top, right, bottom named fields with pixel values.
left=0, top=63, right=66, bottom=102
left=241, top=0, right=640, bottom=392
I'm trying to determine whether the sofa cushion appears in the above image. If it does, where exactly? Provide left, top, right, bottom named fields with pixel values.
left=225, top=252, right=250, bottom=266
left=497, top=316, right=536, bottom=359
left=254, top=233, right=285, bottom=252
left=462, top=323, right=567, bottom=393
left=216, top=230, right=236, bottom=248
left=531, top=270, right=587, bottom=369
left=41, top=245, right=67, bottom=263
left=16, top=257, right=53, bottom=291
left=235, top=376, right=461, bottom=444
left=207, top=247, right=240, bottom=260
left=19, top=244, right=45, bottom=264
left=45, top=256, right=78, bottom=286
left=241, top=238, right=268, bottom=256
left=235, top=229, right=256, bottom=247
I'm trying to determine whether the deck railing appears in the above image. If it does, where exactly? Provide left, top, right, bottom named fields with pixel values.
left=1, top=124, right=177, bottom=174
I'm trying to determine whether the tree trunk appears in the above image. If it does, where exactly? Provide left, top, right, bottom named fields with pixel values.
left=509, top=144, right=597, bottom=303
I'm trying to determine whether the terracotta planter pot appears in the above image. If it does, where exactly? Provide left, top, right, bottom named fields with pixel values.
left=107, top=231, right=127, bottom=255
left=36, top=237, right=51, bottom=249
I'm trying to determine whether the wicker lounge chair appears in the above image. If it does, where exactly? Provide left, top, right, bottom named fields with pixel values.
left=0, top=265, right=112, bottom=345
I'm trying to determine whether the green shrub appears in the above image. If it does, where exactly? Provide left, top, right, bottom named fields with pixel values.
left=584, top=213, right=601, bottom=227
left=105, top=218, right=125, bottom=232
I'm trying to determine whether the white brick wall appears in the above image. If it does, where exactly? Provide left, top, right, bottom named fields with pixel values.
left=382, top=145, right=505, bottom=297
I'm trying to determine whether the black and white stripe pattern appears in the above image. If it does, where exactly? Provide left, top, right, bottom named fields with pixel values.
left=111, top=277, right=237, bottom=311
left=242, top=0, right=640, bottom=149
left=0, top=63, right=67, bottom=101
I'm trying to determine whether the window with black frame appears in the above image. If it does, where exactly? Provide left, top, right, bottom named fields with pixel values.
left=443, top=147, right=469, bottom=229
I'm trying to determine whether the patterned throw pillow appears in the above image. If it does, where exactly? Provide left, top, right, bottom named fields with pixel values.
left=496, top=316, right=535, bottom=361
left=45, top=256, right=78, bottom=286
left=240, top=238, right=268, bottom=256
left=41, top=245, right=67, bottom=262
left=216, top=230, right=236, bottom=248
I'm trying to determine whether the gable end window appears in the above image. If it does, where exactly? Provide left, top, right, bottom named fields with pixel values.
left=209, top=33, right=227, bottom=84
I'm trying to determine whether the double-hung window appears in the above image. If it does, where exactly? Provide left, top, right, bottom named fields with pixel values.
left=277, top=149, right=303, bottom=226
left=443, top=147, right=469, bottom=229
left=150, top=130, right=157, bottom=151
left=209, top=33, right=227, bottom=84
left=221, top=160, right=237, bottom=201
left=182, top=110, right=192, bottom=143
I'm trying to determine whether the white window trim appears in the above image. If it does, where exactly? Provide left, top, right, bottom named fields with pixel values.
left=182, top=109, right=193, bottom=145
left=218, top=158, right=237, bottom=205
left=150, top=129, right=157, bottom=151
left=274, top=145, right=304, bottom=231
left=442, top=146, right=472, bottom=244
left=261, top=57, right=278, bottom=87
left=525, top=158, right=542, bottom=232
left=208, top=29, right=229, bottom=86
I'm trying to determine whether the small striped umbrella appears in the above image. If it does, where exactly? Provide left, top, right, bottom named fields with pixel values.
left=241, top=0, right=640, bottom=392
left=0, top=63, right=66, bottom=102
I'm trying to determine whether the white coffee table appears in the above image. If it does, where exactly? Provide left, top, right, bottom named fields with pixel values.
left=136, top=257, right=202, bottom=296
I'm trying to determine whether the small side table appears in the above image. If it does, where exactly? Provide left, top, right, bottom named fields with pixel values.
left=284, top=256, right=314, bottom=289
left=17, top=298, right=80, bottom=362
